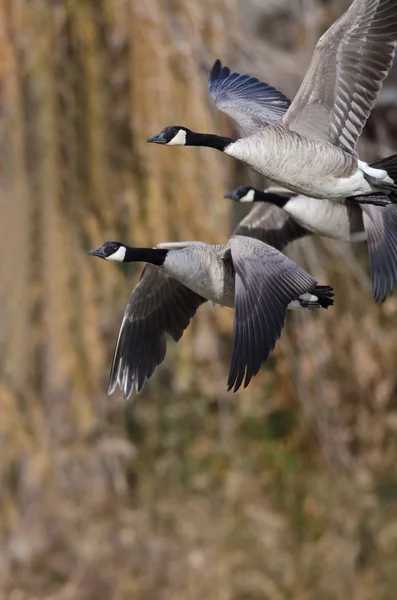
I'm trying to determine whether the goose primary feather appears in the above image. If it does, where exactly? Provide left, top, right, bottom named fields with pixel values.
left=88, top=237, right=334, bottom=397
left=147, top=0, right=397, bottom=205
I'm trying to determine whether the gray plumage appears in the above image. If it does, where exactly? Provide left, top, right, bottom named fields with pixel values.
left=227, top=236, right=321, bottom=390
left=223, top=123, right=393, bottom=200
left=283, top=0, right=397, bottom=155
left=108, top=265, right=206, bottom=397
left=90, top=237, right=334, bottom=397
left=362, top=204, right=397, bottom=301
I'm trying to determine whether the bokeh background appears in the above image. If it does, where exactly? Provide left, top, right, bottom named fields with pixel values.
left=2, top=0, right=397, bottom=598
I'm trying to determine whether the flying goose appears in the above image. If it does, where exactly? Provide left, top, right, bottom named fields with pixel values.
left=225, top=156, right=397, bottom=302
left=148, top=0, right=397, bottom=205
left=88, top=237, right=334, bottom=397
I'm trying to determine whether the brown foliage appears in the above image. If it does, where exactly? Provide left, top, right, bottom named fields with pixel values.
left=1, top=0, right=397, bottom=598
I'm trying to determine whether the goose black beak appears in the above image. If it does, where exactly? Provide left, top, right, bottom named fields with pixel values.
left=88, top=246, right=107, bottom=259
left=224, top=191, right=238, bottom=200
left=147, top=131, right=167, bottom=144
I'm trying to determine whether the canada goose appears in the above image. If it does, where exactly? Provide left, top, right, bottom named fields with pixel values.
left=88, top=237, right=334, bottom=397
left=147, top=0, right=397, bottom=205
left=226, top=159, right=397, bottom=302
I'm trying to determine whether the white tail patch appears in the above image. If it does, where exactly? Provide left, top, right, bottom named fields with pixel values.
left=287, top=293, right=319, bottom=311
left=358, top=160, right=393, bottom=184
left=287, top=300, right=306, bottom=311
left=300, top=293, right=318, bottom=303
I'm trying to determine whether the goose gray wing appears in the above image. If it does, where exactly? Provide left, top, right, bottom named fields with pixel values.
left=232, top=203, right=310, bottom=251
left=109, top=264, right=206, bottom=397
left=282, top=0, right=397, bottom=154
left=227, top=235, right=318, bottom=392
left=208, top=59, right=291, bottom=136
left=361, top=204, right=397, bottom=302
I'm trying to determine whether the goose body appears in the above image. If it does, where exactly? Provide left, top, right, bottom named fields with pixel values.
left=162, top=241, right=328, bottom=309
left=148, top=0, right=397, bottom=204
left=226, top=183, right=397, bottom=301
left=88, top=236, right=334, bottom=396
left=240, top=189, right=366, bottom=242
left=223, top=125, right=375, bottom=200
left=278, top=196, right=367, bottom=243
left=156, top=242, right=236, bottom=307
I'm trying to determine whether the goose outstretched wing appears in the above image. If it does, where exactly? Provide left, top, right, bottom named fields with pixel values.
left=228, top=235, right=318, bottom=392
left=362, top=204, right=397, bottom=302
left=109, top=264, right=206, bottom=397
left=283, top=0, right=397, bottom=154
left=208, top=59, right=291, bottom=136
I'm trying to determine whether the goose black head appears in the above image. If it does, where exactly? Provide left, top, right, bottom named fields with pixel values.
left=224, top=185, right=256, bottom=203
left=88, top=241, right=127, bottom=262
left=147, top=126, right=192, bottom=146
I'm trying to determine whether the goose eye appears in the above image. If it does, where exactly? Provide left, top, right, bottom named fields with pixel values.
left=112, top=243, right=118, bottom=250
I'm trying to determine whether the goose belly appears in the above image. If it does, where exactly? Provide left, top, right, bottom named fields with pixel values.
left=183, top=275, right=235, bottom=308
left=284, top=196, right=365, bottom=241
left=311, top=163, right=393, bottom=198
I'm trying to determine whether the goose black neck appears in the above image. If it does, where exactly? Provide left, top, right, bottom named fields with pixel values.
left=188, top=132, right=235, bottom=151
left=124, top=246, right=168, bottom=266
left=257, top=191, right=290, bottom=208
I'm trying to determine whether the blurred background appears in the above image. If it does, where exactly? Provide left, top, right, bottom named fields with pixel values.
left=2, top=0, right=397, bottom=598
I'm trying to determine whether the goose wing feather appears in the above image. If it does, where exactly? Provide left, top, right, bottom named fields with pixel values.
left=208, top=59, right=291, bottom=136
left=232, top=203, right=310, bottom=251
left=361, top=204, right=397, bottom=301
left=227, top=235, right=318, bottom=392
left=108, top=264, right=206, bottom=398
left=283, top=0, right=397, bottom=154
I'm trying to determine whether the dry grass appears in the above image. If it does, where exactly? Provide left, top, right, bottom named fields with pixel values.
left=1, top=0, right=397, bottom=598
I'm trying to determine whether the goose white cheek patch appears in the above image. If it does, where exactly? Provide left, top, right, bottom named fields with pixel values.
left=239, top=189, right=255, bottom=202
left=167, top=129, right=187, bottom=146
left=106, top=246, right=126, bottom=262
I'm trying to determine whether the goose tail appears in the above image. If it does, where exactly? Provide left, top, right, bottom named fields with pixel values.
left=351, top=154, right=397, bottom=206
left=310, top=285, right=335, bottom=309
left=288, top=285, right=334, bottom=311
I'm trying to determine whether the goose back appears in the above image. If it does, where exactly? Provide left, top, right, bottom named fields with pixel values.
left=162, top=244, right=235, bottom=307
